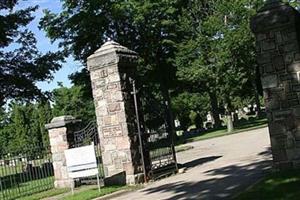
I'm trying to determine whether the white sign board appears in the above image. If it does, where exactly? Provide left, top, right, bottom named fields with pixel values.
left=64, top=145, right=98, bottom=178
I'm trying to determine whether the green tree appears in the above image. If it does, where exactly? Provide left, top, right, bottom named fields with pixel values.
left=175, top=0, right=223, bottom=128
left=40, top=0, right=186, bottom=132
left=172, top=92, right=209, bottom=131
left=6, top=103, right=33, bottom=153
left=30, top=102, right=53, bottom=146
left=0, top=101, right=53, bottom=154
left=0, top=107, right=9, bottom=154
left=175, top=0, right=265, bottom=132
left=0, top=0, right=63, bottom=106
left=52, top=85, right=95, bottom=124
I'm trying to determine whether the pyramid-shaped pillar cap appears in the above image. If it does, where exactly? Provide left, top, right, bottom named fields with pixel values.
left=88, top=40, right=137, bottom=60
left=87, top=40, right=138, bottom=71
left=251, top=0, right=296, bottom=33
left=45, top=115, right=81, bottom=129
left=259, top=0, right=286, bottom=11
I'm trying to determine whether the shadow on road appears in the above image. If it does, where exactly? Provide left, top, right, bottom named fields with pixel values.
left=142, top=154, right=272, bottom=200
left=178, top=156, right=223, bottom=169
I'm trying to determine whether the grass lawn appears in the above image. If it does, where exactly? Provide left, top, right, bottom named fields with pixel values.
left=61, top=185, right=128, bottom=200
left=17, top=188, right=69, bottom=200
left=236, top=170, right=300, bottom=200
left=178, top=118, right=268, bottom=144
left=0, top=176, right=54, bottom=200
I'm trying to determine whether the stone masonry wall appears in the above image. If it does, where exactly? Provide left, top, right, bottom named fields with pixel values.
left=45, top=116, right=79, bottom=188
left=251, top=1, right=300, bottom=169
left=87, top=41, right=145, bottom=184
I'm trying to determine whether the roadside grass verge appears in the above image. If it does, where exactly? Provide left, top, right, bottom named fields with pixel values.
left=17, top=188, right=69, bottom=200
left=61, top=185, right=131, bottom=200
left=177, top=118, right=268, bottom=145
left=235, top=169, right=300, bottom=200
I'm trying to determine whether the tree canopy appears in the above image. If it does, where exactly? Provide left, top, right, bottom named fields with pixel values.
left=4, top=0, right=300, bottom=154
left=0, top=0, right=63, bottom=106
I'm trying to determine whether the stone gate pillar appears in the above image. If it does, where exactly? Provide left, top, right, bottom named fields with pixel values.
left=251, top=0, right=300, bottom=169
left=87, top=41, right=144, bottom=184
left=45, top=116, right=80, bottom=188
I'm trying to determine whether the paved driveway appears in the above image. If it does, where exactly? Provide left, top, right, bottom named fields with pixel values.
left=112, top=127, right=272, bottom=200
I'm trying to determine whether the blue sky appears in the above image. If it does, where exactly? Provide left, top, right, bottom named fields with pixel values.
left=17, top=0, right=82, bottom=91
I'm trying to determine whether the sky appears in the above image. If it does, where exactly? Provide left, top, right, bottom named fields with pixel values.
left=17, top=0, right=82, bottom=91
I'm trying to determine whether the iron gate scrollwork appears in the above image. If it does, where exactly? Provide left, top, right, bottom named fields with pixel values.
left=70, top=121, right=105, bottom=183
left=131, top=80, right=178, bottom=181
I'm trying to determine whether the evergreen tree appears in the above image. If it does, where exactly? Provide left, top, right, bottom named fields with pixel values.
left=52, top=85, right=95, bottom=125
left=0, top=107, right=9, bottom=155
left=7, top=103, right=32, bottom=153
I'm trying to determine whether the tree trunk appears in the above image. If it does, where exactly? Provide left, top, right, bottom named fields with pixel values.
left=209, top=92, right=222, bottom=128
left=233, top=112, right=239, bottom=125
left=161, top=86, right=176, bottom=136
left=254, top=88, right=262, bottom=117
left=225, top=100, right=234, bottom=133
left=253, top=66, right=263, bottom=117
left=227, top=113, right=234, bottom=133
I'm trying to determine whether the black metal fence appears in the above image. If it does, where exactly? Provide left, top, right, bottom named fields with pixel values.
left=0, top=145, right=54, bottom=200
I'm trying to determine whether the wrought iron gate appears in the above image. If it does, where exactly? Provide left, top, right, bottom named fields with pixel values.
left=146, top=125, right=178, bottom=180
left=71, top=121, right=105, bottom=183
left=131, top=81, right=178, bottom=181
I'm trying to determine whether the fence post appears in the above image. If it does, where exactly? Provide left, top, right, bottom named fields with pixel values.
left=45, top=115, right=80, bottom=188
left=87, top=41, right=149, bottom=185
left=251, top=0, right=300, bottom=169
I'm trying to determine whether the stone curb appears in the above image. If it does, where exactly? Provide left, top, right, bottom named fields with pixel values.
left=92, top=189, right=132, bottom=200
left=93, top=186, right=145, bottom=200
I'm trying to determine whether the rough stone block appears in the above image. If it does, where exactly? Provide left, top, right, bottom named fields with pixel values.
left=265, top=98, right=280, bottom=111
left=272, top=110, right=292, bottom=121
left=272, top=149, right=288, bottom=162
left=108, top=73, right=121, bottom=82
left=284, top=43, right=299, bottom=53
left=269, top=122, right=287, bottom=136
left=108, top=103, right=121, bottom=113
left=288, top=99, right=299, bottom=106
left=257, top=33, right=267, bottom=41
left=103, top=125, right=123, bottom=137
left=272, top=55, right=285, bottom=71
left=288, top=62, right=300, bottom=72
left=257, top=53, right=271, bottom=65
left=107, top=82, right=121, bottom=90
left=292, top=129, right=300, bottom=141
left=264, top=64, right=274, bottom=73
left=262, top=40, right=276, bottom=51
left=295, top=53, right=300, bottom=61
left=116, top=137, right=131, bottom=150
left=261, top=75, right=278, bottom=89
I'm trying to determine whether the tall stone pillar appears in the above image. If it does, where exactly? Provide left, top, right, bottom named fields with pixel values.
left=45, top=116, right=80, bottom=188
left=251, top=0, right=300, bottom=169
left=87, top=41, right=144, bottom=184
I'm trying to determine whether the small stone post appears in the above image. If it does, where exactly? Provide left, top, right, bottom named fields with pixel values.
left=87, top=41, right=146, bottom=184
left=45, top=116, right=80, bottom=188
left=251, top=0, right=300, bottom=169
